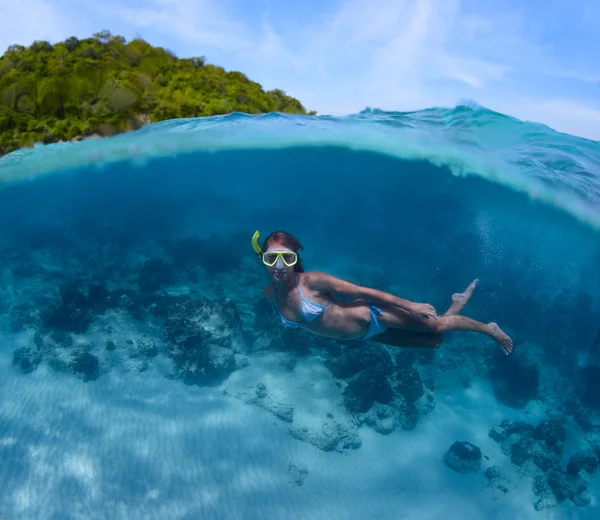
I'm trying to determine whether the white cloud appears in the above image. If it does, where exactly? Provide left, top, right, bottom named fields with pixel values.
left=0, top=0, right=72, bottom=52
left=227, top=0, right=512, bottom=114
left=91, top=0, right=250, bottom=52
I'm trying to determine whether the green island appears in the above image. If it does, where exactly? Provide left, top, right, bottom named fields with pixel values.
left=0, top=30, right=314, bottom=156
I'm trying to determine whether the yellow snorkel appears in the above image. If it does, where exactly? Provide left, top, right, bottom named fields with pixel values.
left=251, top=230, right=262, bottom=256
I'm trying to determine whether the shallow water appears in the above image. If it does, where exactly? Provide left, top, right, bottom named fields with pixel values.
left=0, top=105, right=599, bottom=519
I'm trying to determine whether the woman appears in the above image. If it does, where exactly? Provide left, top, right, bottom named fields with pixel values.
left=253, top=230, right=513, bottom=355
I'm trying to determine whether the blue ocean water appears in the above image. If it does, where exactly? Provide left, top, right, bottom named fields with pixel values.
left=0, top=104, right=599, bottom=519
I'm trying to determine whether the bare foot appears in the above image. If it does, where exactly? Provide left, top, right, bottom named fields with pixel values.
left=487, top=322, right=513, bottom=355
left=445, top=279, right=479, bottom=316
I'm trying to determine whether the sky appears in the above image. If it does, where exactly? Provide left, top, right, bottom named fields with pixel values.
left=1, top=0, right=599, bottom=140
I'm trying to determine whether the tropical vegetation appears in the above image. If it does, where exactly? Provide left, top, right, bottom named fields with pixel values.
left=0, top=30, right=314, bottom=156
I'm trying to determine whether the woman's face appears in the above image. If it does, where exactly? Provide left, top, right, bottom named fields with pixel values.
left=262, top=242, right=297, bottom=284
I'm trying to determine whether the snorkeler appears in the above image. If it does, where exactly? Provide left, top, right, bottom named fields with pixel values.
left=253, top=230, right=513, bottom=355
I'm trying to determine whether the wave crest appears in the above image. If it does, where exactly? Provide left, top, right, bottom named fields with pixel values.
left=1, top=104, right=599, bottom=230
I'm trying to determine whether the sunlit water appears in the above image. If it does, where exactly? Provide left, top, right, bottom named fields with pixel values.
left=0, top=104, right=599, bottom=519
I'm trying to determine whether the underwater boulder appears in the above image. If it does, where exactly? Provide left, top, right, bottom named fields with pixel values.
left=488, top=350, right=539, bottom=408
left=533, top=419, right=567, bottom=452
left=388, top=366, right=426, bottom=431
left=288, top=416, right=361, bottom=452
left=177, top=345, right=237, bottom=386
left=572, top=488, right=593, bottom=508
left=325, top=344, right=393, bottom=380
left=547, top=469, right=590, bottom=505
left=488, top=420, right=534, bottom=443
left=567, top=451, right=599, bottom=475
left=488, top=418, right=565, bottom=472
left=509, top=436, right=533, bottom=467
left=250, top=382, right=294, bottom=423
left=342, top=367, right=393, bottom=414
left=364, top=403, right=396, bottom=435
left=394, top=365, right=424, bottom=404
left=444, top=441, right=482, bottom=473
left=156, top=296, right=243, bottom=385
left=70, top=351, right=99, bottom=382
left=396, top=400, right=420, bottom=431
left=288, top=463, right=308, bottom=487
left=12, top=346, right=42, bottom=373
left=510, top=434, right=558, bottom=471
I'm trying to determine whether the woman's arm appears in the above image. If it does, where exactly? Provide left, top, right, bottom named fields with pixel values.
left=306, top=272, right=437, bottom=319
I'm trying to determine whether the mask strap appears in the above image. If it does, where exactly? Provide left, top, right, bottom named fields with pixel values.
left=265, top=246, right=294, bottom=253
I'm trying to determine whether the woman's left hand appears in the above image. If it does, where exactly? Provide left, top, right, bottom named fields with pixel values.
left=410, top=303, right=438, bottom=320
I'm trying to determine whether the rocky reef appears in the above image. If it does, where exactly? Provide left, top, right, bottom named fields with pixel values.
left=4, top=227, right=600, bottom=515
left=487, top=418, right=598, bottom=510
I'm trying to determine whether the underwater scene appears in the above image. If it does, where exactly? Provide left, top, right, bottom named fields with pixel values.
left=0, top=105, right=599, bottom=519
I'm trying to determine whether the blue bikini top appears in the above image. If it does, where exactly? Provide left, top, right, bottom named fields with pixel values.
left=276, top=276, right=332, bottom=328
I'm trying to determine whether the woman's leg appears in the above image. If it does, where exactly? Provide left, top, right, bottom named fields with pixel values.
left=434, top=315, right=513, bottom=355
left=376, top=279, right=513, bottom=355
left=437, top=278, right=512, bottom=354
left=443, top=279, right=479, bottom=316
left=369, top=279, right=478, bottom=350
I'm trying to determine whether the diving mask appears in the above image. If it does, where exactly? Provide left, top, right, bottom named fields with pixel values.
left=251, top=230, right=298, bottom=267
left=262, top=249, right=298, bottom=267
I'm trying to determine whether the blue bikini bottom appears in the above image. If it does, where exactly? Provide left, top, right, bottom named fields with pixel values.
left=362, top=301, right=388, bottom=341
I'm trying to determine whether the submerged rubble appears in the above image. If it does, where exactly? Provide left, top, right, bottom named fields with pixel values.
left=444, top=441, right=482, bottom=473
left=488, top=418, right=598, bottom=510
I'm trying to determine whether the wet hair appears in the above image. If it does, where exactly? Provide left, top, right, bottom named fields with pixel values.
left=262, top=230, right=305, bottom=272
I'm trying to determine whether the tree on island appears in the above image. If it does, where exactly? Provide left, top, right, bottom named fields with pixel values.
left=0, top=30, right=316, bottom=155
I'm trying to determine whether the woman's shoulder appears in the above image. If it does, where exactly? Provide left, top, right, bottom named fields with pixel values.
left=298, top=270, right=319, bottom=282
left=299, top=271, right=329, bottom=287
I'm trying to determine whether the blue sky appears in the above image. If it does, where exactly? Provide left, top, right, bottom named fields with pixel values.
left=2, top=0, right=599, bottom=140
